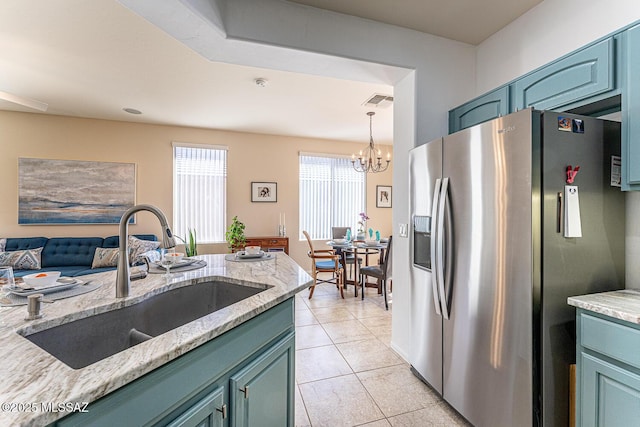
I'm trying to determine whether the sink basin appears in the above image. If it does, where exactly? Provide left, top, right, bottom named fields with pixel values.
left=21, top=280, right=268, bottom=369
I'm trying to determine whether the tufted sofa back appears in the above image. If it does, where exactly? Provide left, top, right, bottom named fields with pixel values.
left=41, top=237, right=105, bottom=268
left=5, top=237, right=48, bottom=251
left=5, top=235, right=158, bottom=268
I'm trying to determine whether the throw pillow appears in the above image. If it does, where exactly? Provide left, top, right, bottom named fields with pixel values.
left=0, top=247, right=43, bottom=270
left=128, top=236, right=160, bottom=265
left=0, top=238, right=5, bottom=252
left=91, top=247, right=120, bottom=269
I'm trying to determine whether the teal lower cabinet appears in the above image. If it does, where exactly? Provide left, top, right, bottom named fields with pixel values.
left=230, top=335, right=294, bottom=426
left=53, top=299, right=295, bottom=427
left=167, top=386, right=226, bottom=427
left=577, top=309, right=640, bottom=426
left=581, top=353, right=640, bottom=427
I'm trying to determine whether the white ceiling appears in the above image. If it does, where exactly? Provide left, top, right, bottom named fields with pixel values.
left=288, top=0, right=542, bottom=45
left=0, top=0, right=541, bottom=145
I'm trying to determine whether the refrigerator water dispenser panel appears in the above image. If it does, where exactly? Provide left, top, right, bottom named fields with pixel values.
left=413, top=215, right=432, bottom=270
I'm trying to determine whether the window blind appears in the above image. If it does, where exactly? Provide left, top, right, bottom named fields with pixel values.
left=299, top=154, right=365, bottom=240
left=173, top=144, right=227, bottom=243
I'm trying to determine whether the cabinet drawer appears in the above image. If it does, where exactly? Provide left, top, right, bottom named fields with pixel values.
left=580, top=313, right=640, bottom=369
left=244, top=236, right=289, bottom=254
left=265, top=238, right=286, bottom=245
left=514, top=38, right=614, bottom=110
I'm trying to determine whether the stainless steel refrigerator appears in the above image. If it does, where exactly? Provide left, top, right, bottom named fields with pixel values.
left=409, top=108, right=625, bottom=427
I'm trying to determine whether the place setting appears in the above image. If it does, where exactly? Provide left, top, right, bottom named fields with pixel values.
left=225, top=245, right=275, bottom=262
left=146, top=249, right=207, bottom=274
left=0, top=267, right=103, bottom=307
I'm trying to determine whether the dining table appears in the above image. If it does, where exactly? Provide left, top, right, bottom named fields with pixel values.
left=326, top=240, right=388, bottom=295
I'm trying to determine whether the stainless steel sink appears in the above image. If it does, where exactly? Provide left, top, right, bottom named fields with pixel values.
left=20, top=280, right=268, bottom=369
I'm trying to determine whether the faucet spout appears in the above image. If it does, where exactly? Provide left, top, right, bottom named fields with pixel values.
left=116, top=204, right=176, bottom=298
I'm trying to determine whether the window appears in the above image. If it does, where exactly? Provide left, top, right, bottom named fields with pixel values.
left=299, top=153, right=366, bottom=240
left=173, top=143, right=227, bottom=243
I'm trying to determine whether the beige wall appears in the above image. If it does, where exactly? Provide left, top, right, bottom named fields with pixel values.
left=0, top=111, right=392, bottom=268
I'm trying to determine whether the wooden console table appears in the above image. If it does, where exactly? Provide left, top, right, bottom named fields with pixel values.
left=244, top=236, right=289, bottom=254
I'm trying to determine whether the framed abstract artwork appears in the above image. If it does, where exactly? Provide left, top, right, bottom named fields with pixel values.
left=18, top=158, right=136, bottom=224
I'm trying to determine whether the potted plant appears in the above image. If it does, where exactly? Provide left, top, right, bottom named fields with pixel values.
left=226, top=216, right=246, bottom=252
left=177, top=228, right=198, bottom=257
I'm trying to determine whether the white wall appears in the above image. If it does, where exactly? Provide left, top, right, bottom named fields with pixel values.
left=477, top=0, right=640, bottom=94
left=477, top=2, right=640, bottom=287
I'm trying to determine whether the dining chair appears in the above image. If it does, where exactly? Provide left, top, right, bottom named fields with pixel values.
left=358, top=235, right=392, bottom=310
left=303, top=231, right=344, bottom=299
left=331, top=226, right=362, bottom=285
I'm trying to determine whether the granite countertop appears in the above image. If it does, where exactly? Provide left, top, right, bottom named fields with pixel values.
left=568, top=289, right=640, bottom=324
left=0, top=253, right=312, bottom=427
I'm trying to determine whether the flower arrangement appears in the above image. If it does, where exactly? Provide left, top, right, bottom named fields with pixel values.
left=357, top=212, right=369, bottom=237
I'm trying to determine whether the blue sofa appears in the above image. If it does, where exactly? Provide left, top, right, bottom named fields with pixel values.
left=4, top=235, right=157, bottom=277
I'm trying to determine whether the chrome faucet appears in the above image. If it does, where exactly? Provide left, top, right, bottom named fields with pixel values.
left=116, top=204, right=176, bottom=298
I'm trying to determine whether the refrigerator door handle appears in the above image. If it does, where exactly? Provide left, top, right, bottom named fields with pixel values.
left=442, top=180, right=454, bottom=318
left=436, top=177, right=450, bottom=319
left=430, top=178, right=443, bottom=316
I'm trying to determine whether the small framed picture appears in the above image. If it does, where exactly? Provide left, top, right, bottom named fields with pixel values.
left=251, top=182, right=277, bottom=202
left=376, top=185, right=392, bottom=208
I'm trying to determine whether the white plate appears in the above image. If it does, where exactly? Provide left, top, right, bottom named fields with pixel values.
left=10, top=278, right=82, bottom=296
left=236, top=250, right=266, bottom=259
left=358, top=243, right=381, bottom=248
left=153, top=258, right=197, bottom=268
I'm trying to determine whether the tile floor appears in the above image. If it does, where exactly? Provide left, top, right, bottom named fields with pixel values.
left=294, top=279, right=470, bottom=427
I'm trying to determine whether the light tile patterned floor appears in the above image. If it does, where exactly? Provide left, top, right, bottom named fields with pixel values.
left=294, top=279, right=471, bottom=427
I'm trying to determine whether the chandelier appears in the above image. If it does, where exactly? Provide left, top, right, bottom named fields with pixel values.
left=352, top=111, right=391, bottom=173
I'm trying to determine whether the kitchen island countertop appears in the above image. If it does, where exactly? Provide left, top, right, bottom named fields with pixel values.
left=568, top=289, right=640, bottom=324
left=0, top=253, right=311, bottom=427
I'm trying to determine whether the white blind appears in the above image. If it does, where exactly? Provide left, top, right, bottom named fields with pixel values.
left=299, top=154, right=365, bottom=240
left=173, top=144, right=227, bottom=243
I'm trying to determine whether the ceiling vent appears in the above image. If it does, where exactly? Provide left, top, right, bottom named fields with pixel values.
left=363, top=93, right=394, bottom=109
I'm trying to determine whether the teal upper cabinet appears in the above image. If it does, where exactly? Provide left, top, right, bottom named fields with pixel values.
left=622, top=24, right=640, bottom=190
left=449, top=86, right=509, bottom=133
left=514, top=38, right=615, bottom=111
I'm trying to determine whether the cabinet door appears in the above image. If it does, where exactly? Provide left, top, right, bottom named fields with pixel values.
left=230, top=333, right=295, bottom=427
left=448, top=86, right=509, bottom=133
left=166, top=386, right=226, bottom=427
left=623, top=24, right=640, bottom=189
left=580, top=352, right=640, bottom=427
left=514, top=38, right=614, bottom=111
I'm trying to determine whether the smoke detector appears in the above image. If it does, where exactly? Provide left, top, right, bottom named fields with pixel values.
left=363, top=93, right=394, bottom=109
left=254, top=78, right=268, bottom=87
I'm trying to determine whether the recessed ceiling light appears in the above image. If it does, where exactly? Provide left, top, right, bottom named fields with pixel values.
left=123, top=107, right=142, bottom=115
